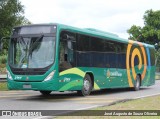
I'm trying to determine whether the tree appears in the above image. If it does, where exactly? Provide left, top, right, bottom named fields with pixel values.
left=127, top=9, right=160, bottom=66
left=0, top=0, right=31, bottom=54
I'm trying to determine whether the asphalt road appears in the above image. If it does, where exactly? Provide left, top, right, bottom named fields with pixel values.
left=0, top=80, right=160, bottom=119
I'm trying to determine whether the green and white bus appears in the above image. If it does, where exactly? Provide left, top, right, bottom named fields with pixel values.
left=3, top=23, right=155, bottom=96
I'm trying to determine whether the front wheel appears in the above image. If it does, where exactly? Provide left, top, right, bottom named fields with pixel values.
left=40, top=91, right=52, bottom=96
left=77, top=74, right=92, bottom=96
left=133, top=75, right=141, bottom=91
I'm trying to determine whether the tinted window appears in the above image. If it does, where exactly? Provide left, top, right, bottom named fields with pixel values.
left=77, top=34, right=91, bottom=67
left=116, top=43, right=127, bottom=69
left=91, top=37, right=104, bottom=52
left=104, top=41, right=116, bottom=52
left=104, top=41, right=117, bottom=68
left=76, top=33, right=127, bottom=69
left=77, top=35, right=90, bottom=51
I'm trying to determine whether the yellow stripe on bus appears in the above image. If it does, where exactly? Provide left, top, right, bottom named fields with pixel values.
left=59, top=68, right=85, bottom=77
left=94, top=82, right=100, bottom=90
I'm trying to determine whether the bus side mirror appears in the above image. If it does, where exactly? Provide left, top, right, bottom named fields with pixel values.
left=62, top=34, right=75, bottom=41
left=67, top=40, right=72, bottom=49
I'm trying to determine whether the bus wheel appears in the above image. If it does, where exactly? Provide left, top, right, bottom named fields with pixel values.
left=133, top=75, right=141, bottom=91
left=40, top=91, right=52, bottom=96
left=77, top=74, right=92, bottom=96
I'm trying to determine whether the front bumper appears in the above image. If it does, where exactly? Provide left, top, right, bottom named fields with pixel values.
left=7, top=78, right=59, bottom=91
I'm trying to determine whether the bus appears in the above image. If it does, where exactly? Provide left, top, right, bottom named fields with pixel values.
left=2, top=23, right=155, bottom=96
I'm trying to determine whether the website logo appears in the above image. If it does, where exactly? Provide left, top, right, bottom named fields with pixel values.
left=2, top=111, right=11, bottom=117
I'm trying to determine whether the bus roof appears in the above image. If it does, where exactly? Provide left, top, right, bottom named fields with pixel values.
left=56, top=23, right=155, bottom=49
left=14, top=23, right=155, bottom=48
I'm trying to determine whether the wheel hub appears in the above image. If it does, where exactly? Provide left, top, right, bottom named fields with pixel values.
left=84, top=79, right=90, bottom=91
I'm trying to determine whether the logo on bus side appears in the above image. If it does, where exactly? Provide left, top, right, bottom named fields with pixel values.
left=64, top=77, right=71, bottom=82
left=15, top=76, right=22, bottom=80
left=106, top=69, right=122, bottom=78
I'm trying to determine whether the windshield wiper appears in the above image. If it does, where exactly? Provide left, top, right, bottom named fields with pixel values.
left=28, top=35, right=44, bottom=55
left=17, top=36, right=28, bottom=68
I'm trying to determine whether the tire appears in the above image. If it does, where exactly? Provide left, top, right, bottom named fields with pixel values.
left=77, top=74, right=92, bottom=96
left=133, top=75, right=141, bottom=91
left=40, top=91, right=52, bottom=96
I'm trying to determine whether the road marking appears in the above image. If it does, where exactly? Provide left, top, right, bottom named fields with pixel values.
left=42, top=97, right=123, bottom=103
left=75, top=105, right=102, bottom=110
left=0, top=91, right=27, bottom=95
left=2, top=91, right=160, bottom=103
left=133, top=93, right=160, bottom=99
left=77, top=100, right=117, bottom=104
left=68, top=97, right=124, bottom=100
left=34, top=116, right=54, bottom=119
left=0, top=90, right=24, bottom=93
left=40, top=97, right=122, bottom=104
left=41, top=96, right=124, bottom=101
left=0, top=92, right=25, bottom=95
left=0, top=94, right=35, bottom=98
left=0, top=92, right=124, bottom=104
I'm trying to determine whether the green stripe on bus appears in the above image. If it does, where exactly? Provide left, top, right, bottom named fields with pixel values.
left=59, top=80, right=82, bottom=91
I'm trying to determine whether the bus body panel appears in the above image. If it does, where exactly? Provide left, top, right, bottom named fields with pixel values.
left=7, top=23, right=155, bottom=94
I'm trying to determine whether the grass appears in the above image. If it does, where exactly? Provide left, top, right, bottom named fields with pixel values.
left=156, top=75, right=160, bottom=80
left=0, top=82, right=8, bottom=91
left=0, top=64, right=6, bottom=74
left=56, top=95, right=160, bottom=119
left=96, top=95, right=160, bottom=110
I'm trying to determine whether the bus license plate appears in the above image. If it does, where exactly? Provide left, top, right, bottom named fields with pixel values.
left=23, top=84, right=31, bottom=89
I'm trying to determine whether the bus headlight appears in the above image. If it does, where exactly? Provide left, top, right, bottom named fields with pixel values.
left=44, top=70, right=55, bottom=82
left=7, top=70, right=13, bottom=80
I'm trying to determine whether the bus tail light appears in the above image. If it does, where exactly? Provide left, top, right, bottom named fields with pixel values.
left=44, top=70, right=55, bottom=82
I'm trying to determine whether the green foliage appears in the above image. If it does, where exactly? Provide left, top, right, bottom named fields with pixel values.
left=128, top=25, right=142, bottom=41
left=127, top=9, right=160, bottom=66
left=0, top=54, right=7, bottom=64
left=0, top=0, right=31, bottom=54
left=0, top=82, right=8, bottom=91
left=0, top=54, right=7, bottom=74
left=128, top=9, right=160, bottom=44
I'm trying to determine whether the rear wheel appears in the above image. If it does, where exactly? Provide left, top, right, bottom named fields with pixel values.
left=77, top=74, right=92, bottom=96
left=40, top=91, right=52, bottom=96
left=133, top=75, right=141, bottom=91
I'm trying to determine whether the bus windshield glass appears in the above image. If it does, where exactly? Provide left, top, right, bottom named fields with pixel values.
left=9, top=36, right=56, bottom=69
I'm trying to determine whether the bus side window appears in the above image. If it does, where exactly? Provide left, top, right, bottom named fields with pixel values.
left=59, top=31, right=77, bottom=72
left=59, top=40, right=72, bottom=71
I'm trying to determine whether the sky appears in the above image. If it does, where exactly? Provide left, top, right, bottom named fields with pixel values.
left=20, top=0, right=160, bottom=39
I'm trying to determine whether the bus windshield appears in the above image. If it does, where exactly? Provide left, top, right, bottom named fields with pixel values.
left=9, top=36, right=56, bottom=69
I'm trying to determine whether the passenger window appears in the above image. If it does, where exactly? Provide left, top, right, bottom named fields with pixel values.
left=59, top=31, right=76, bottom=71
